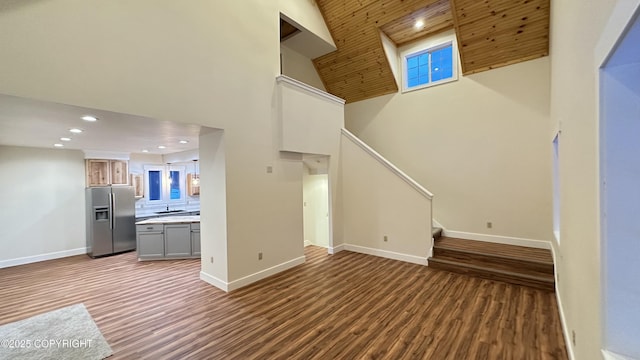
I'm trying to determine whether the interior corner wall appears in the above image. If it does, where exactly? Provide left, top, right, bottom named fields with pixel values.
left=0, top=146, right=86, bottom=264
left=199, top=130, right=228, bottom=284
left=345, top=57, right=553, bottom=242
left=549, top=0, right=621, bottom=359
left=280, top=44, right=326, bottom=90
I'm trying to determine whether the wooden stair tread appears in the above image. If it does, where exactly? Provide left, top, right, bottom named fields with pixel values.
left=428, top=258, right=555, bottom=292
left=428, top=258, right=554, bottom=283
left=433, top=248, right=554, bottom=277
left=434, top=237, right=553, bottom=264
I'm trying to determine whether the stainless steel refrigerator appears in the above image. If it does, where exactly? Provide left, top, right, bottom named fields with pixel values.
left=86, top=186, right=136, bottom=258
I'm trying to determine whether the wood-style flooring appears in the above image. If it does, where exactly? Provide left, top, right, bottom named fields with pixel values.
left=0, top=246, right=567, bottom=359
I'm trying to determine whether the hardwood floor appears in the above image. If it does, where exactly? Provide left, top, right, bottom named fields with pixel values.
left=0, top=246, right=567, bottom=359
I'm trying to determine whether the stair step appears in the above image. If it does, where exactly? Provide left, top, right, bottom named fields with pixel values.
left=429, top=237, right=555, bottom=291
left=434, top=237, right=553, bottom=263
left=428, top=257, right=555, bottom=292
left=433, top=246, right=553, bottom=276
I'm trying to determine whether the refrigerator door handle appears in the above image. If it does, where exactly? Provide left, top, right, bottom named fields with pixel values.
left=109, top=193, right=114, bottom=230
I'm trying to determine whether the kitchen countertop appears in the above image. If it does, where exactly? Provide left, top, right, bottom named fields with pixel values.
left=135, top=215, right=200, bottom=225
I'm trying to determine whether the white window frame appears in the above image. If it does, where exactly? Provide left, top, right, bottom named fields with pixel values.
left=143, top=165, right=186, bottom=205
left=400, top=33, right=458, bottom=93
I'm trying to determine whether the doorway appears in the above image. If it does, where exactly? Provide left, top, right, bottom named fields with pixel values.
left=302, top=155, right=330, bottom=248
left=600, top=8, right=640, bottom=358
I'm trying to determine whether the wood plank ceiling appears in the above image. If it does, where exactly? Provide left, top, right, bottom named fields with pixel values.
left=312, top=0, right=550, bottom=103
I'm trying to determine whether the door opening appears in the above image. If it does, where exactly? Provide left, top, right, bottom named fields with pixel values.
left=302, top=155, right=330, bottom=248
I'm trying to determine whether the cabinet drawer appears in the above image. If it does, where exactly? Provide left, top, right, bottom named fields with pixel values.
left=190, top=223, right=200, bottom=231
left=136, top=224, right=164, bottom=232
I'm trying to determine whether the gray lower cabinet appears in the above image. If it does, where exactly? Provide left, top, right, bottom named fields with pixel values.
left=191, top=223, right=201, bottom=257
left=137, top=222, right=200, bottom=260
left=164, top=224, right=192, bottom=258
left=136, top=225, right=165, bottom=260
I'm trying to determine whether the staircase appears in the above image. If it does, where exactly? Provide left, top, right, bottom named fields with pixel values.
left=428, top=236, right=555, bottom=291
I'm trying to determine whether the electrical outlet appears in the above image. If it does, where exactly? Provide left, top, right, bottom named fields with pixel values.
left=210, top=256, right=214, bottom=263
left=258, top=252, right=263, bottom=260
left=487, top=222, right=493, bottom=229
left=383, top=235, right=388, bottom=242
left=266, top=166, right=273, bottom=174
left=572, top=330, right=576, bottom=346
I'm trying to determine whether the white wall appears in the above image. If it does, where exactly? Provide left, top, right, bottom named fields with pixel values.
left=549, top=0, right=617, bottom=358
left=0, top=146, right=86, bottom=266
left=346, top=55, right=553, bottom=242
left=277, top=75, right=345, bottom=251
left=0, top=1, right=339, bottom=289
left=281, top=44, right=326, bottom=90
left=341, top=132, right=432, bottom=264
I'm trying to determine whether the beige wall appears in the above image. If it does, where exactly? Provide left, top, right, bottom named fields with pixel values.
left=0, top=1, right=335, bottom=287
left=340, top=131, right=432, bottom=264
left=550, top=0, right=618, bottom=359
left=281, top=45, right=325, bottom=90
left=345, top=56, right=553, bottom=242
left=0, top=146, right=86, bottom=265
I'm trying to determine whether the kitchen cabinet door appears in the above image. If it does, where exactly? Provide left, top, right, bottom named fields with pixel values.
left=86, top=160, right=110, bottom=186
left=164, top=224, right=191, bottom=258
left=191, top=229, right=201, bottom=257
left=110, top=160, right=128, bottom=185
left=137, top=231, right=164, bottom=260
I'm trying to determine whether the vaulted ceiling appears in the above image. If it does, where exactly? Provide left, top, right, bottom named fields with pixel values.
left=312, top=0, right=550, bottom=103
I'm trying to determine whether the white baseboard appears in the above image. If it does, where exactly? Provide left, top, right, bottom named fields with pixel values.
left=0, top=248, right=87, bottom=269
left=304, top=240, right=311, bottom=247
left=199, top=271, right=229, bottom=292
left=550, top=244, right=574, bottom=360
left=328, top=244, right=345, bottom=254
left=227, top=256, right=305, bottom=292
left=432, top=219, right=445, bottom=229
left=443, top=230, right=551, bottom=249
left=556, top=281, right=575, bottom=360
left=200, top=255, right=306, bottom=292
left=344, top=244, right=428, bottom=266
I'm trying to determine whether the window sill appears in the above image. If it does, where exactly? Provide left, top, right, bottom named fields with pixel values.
left=401, top=77, right=458, bottom=94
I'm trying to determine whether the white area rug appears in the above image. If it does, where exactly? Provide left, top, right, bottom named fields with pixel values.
left=0, top=303, right=112, bottom=360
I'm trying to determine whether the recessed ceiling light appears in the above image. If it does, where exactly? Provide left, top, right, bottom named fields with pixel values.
left=69, top=128, right=83, bottom=134
left=142, top=149, right=149, bottom=153
left=81, top=115, right=98, bottom=122
left=414, top=20, right=424, bottom=29
left=60, top=137, right=71, bottom=141
left=158, top=145, right=166, bottom=149
left=54, top=143, right=64, bottom=147
left=179, top=140, right=188, bottom=144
